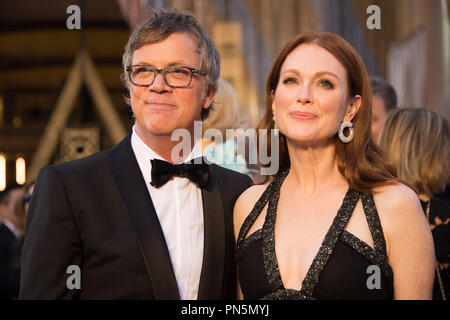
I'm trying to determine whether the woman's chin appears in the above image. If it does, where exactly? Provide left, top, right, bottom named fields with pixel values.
left=285, top=134, right=334, bottom=148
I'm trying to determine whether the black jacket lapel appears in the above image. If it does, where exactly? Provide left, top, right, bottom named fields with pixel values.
left=197, top=169, right=225, bottom=299
left=109, top=133, right=180, bottom=299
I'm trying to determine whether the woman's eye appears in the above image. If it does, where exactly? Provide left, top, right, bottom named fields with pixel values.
left=319, top=79, right=334, bottom=88
left=282, top=77, right=297, bottom=85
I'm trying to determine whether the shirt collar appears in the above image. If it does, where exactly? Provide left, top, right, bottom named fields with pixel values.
left=3, top=219, right=20, bottom=239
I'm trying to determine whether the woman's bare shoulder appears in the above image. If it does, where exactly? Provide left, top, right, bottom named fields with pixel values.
left=372, top=182, right=421, bottom=212
left=233, top=183, right=270, bottom=233
left=372, top=182, right=425, bottom=234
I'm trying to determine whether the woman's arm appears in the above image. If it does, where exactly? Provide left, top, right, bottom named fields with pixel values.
left=375, top=183, right=435, bottom=300
left=233, top=185, right=267, bottom=300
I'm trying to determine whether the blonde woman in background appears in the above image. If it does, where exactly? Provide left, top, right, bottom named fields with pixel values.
left=379, top=108, right=450, bottom=300
left=201, top=79, right=260, bottom=180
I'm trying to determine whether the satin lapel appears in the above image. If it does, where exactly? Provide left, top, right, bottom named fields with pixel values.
left=197, top=168, right=226, bottom=299
left=109, top=133, right=180, bottom=299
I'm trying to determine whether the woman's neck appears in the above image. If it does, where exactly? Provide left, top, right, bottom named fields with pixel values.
left=285, top=140, right=347, bottom=195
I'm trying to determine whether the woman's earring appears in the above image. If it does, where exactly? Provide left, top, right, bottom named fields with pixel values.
left=273, top=114, right=279, bottom=137
left=338, top=121, right=353, bottom=143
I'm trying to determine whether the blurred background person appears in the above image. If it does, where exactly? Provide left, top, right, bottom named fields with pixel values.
left=3, top=181, right=35, bottom=300
left=370, top=76, right=397, bottom=143
left=379, top=108, right=449, bottom=300
left=21, top=181, right=35, bottom=217
left=436, top=183, right=450, bottom=200
left=201, top=78, right=261, bottom=182
left=0, top=183, right=23, bottom=299
left=8, top=180, right=35, bottom=299
left=4, top=181, right=36, bottom=300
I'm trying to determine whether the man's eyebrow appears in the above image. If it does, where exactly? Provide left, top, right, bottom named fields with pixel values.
left=132, top=61, right=189, bottom=67
left=130, top=62, right=152, bottom=67
left=167, top=62, right=187, bottom=67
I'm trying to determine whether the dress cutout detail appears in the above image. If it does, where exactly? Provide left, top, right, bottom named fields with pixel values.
left=237, top=169, right=394, bottom=300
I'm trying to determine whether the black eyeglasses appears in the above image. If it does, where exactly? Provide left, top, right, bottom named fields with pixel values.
left=126, top=65, right=206, bottom=88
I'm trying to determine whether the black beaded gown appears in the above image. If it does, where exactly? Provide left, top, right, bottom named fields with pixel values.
left=237, top=170, right=394, bottom=300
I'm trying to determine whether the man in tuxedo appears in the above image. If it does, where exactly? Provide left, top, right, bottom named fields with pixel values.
left=0, top=183, right=24, bottom=299
left=20, top=8, right=252, bottom=299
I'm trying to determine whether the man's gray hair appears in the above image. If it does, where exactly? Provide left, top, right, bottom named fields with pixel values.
left=370, top=76, right=397, bottom=112
left=121, top=8, right=220, bottom=120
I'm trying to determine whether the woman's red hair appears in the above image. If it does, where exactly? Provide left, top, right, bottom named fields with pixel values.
left=257, top=32, right=397, bottom=192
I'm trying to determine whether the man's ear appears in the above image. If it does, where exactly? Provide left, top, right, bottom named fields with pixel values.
left=203, top=85, right=217, bottom=110
left=344, top=95, right=361, bottom=122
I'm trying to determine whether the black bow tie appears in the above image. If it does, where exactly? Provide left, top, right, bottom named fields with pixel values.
left=150, top=157, right=210, bottom=189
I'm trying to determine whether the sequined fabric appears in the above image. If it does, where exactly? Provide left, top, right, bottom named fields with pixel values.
left=262, top=171, right=286, bottom=290
left=237, top=168, right=394, bottom=300
left=261, top=288, right=313, bottom=300
left=300, top=186, right=360, bottom=296
left=339, top=231, right=392, bottom=276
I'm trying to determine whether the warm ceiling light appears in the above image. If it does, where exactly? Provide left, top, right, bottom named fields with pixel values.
left=0, top=154, right=5, bottom=191
left=16, top=157, right=26, bottom=185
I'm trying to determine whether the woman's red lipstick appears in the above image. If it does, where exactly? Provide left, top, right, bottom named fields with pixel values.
left=289, top=111, right=317, bottom=120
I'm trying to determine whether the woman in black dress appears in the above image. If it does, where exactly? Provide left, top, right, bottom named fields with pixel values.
left=233, top=32, right=435, bottom=300
left=379, top=108, right=449, bottom=300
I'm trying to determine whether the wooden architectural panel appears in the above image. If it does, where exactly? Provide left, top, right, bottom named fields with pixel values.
left=60, top=127, right=100, bottom=163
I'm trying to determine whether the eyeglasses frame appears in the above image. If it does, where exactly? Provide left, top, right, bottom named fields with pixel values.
left=126, top=65, right=207, bottom=88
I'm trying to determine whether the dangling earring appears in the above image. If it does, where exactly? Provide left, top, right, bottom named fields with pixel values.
left=338, top=121, right=353, bottom=143
left=273, top=114, right=279, bottom=137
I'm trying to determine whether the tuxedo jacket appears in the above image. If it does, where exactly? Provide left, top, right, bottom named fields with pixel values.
left=19, top=133, right=252, bottom=299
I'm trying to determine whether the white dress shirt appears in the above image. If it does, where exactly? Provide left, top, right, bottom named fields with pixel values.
left=131, top=127, right=204, bottom=300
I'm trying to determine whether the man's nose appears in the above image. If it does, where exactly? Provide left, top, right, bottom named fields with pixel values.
left=149, top=71, right=169, bottom=92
